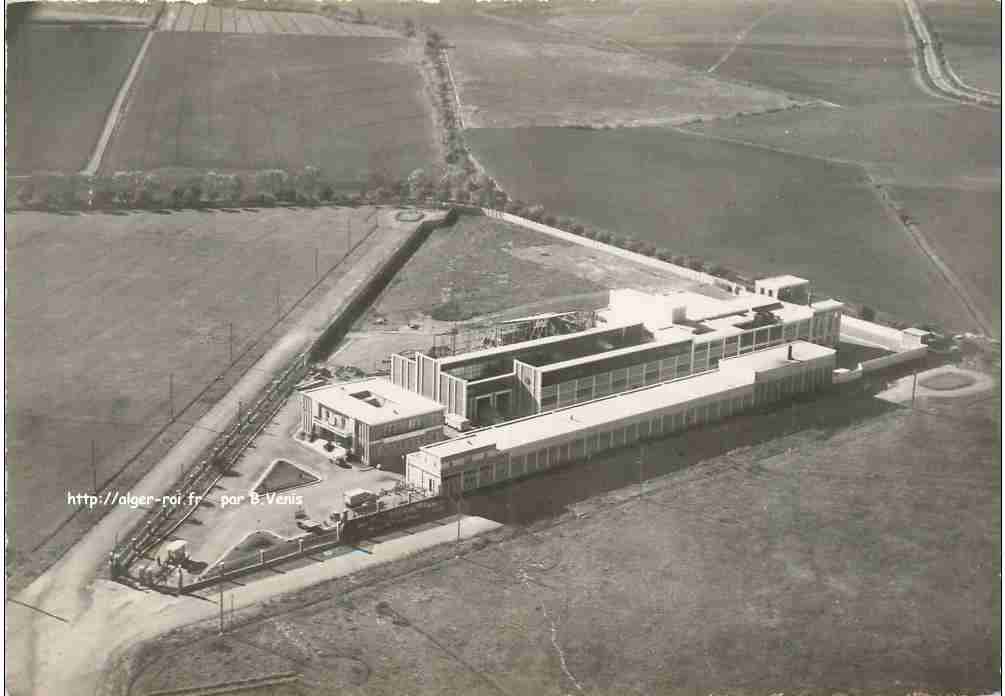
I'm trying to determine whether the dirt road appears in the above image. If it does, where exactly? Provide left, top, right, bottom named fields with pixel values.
left=80, top=28, right=154, bottom=176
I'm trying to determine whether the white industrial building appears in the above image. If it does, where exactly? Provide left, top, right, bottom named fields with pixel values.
left=406, top=340, right=837, bottom=495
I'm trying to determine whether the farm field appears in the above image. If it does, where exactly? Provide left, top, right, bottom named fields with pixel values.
left=6, top=25, right=146, bottom=173
left=158, top=3, right=397, bottom=37
left=888, top=183, right=1002, bottom=329
left=102, top=33, right=437, bottom=185
left=29, top=1, right=158, bottom=25
left=466, top=126, right=974, bottom=332
left=5, top=206, right=389, bottom=574
left=126, top=378, right=1001, bottom=694
left=373, top=5, right=798, bottom=128
left=922, top=0, right=1002, bottom=95
left=545, top=0, right=919, bottom=107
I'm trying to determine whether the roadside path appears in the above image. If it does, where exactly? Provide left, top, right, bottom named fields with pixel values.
left=901, top=0, right=1001, bottom=107
left=707, top=0, right=788, bottom=75
left=80, top=27, right=154, bottom=176
left=7, top=516, right=500, bottom=696
left=5, top=212, right=443, bottom=696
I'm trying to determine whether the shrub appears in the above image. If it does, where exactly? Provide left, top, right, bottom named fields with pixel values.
left=656, top=248, right=673, bottom=262
left=543, top=214, right=557, bottom=227
left=595, top=231, right=612, bottom=244
left=687, top=258, right=706, bottom=271
left=639, top=241, right=657, bottom=257
left=860, top=305, right=877, bottom=322
left=581, top=227, right=597, bottom=240
left=570, top=223, right=585, bottom=235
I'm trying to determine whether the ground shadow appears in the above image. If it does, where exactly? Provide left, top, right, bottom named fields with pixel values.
left=464, top=387, right=902, bottom=526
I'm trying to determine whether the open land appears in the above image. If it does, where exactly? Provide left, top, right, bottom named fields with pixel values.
left=372, top=4, right=801, bottom=129
left=543, top=0, right=918, bottom=106
left=102, top=33, right=437, bottom=184
left=6, top=25, right=146, bottom=173
left=125, top=369, right=1001, bottom=694
left=158, top=3, right=397, bottom=37
left=466, top=126, right=973, bottom=332
left=334, top=214, right=705, bottom=370
left=922, top=0, right=1002, bottom=95
left=5, top=206, right=388, bottom=577
left=27, top=1, right=159, bottom=26
left=456, top=0, right=999, bottom=335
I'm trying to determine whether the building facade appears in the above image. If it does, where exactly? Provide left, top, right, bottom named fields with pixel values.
left=299, top=378, right=446, bottom=472
left=406, top=340, right=837, bottom=495
left=392, top=282, right=843, bottom=427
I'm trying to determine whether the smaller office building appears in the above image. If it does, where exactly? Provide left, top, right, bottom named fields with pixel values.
left=406, top=341, right=835, bottom=495
left=299, top=378, right=446, bottom=472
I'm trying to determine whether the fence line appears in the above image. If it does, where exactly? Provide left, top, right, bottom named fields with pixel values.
left=480, top=208, right=748, bottom=293
left=113, top=211, right=457, bottom=585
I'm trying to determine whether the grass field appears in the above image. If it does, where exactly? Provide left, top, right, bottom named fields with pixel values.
left=366, top=216, right=608, bottom=324
left=887, top=183, right=1001, bottom=336
left=5, top=206, right=385, bottom=567
left=126, top=377, right=1000, bottom=694
left=6, top=25, right=146, bottom=173
left=922, top=0, right=1002, bottom=94
left=371, top=5, right=797, bottom=129
left=29, top=1, right=158, bottom=25
left=159, top=4, right=397, bottom=37
left=466, top=126, right=974, bottom=332
left=545, top=0, right=918, bottom=107
left=102, top=33, right=437, bottom=184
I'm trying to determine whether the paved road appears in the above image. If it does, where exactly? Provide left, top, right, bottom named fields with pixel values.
left=5, top=211, right=445, bottom=696
left=5, top=515, right=501, bottom=696
left=902, top=0, right=1001, bottom=107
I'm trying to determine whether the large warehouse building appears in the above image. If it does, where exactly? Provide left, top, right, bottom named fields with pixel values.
left=391, top=280, right=842, bottom=427
left=405, top=340, right=837, bottom=496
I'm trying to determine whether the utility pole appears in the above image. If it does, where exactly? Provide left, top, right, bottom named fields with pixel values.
left=91, top=440, right=98, bottom=494
left=911, top=368, right=919, bottom=407
left=638, top=443, right=646, bottom=500
left=455, top=488, right=463, bottom=557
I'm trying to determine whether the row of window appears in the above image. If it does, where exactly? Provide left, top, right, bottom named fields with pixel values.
left=540, top=354, right=696, bottom=411
left=445, top=361, right=833, bottom=492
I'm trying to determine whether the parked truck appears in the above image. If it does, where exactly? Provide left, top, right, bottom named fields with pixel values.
left=344, top=488, right=376, bottom=508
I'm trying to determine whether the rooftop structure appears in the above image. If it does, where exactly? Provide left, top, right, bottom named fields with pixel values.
left=391, top=286, right=843, bottom=428
left=301, top=378, right=444, bottom=426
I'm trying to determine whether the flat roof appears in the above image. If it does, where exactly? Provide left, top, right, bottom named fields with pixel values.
left=302, top=377, right=443, bottom=425
left=422, top=341, right=834, bottom=459
left=756, top=275, right=809, bottom=289
left=810, top=299, right=844, bottom=311
left=535, top=333, right=691, bottom=373
left=436, top=321, right=641, bottom=367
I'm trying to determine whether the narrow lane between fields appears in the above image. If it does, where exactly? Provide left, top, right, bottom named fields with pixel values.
left=80, top=28, right=154, bottom=176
